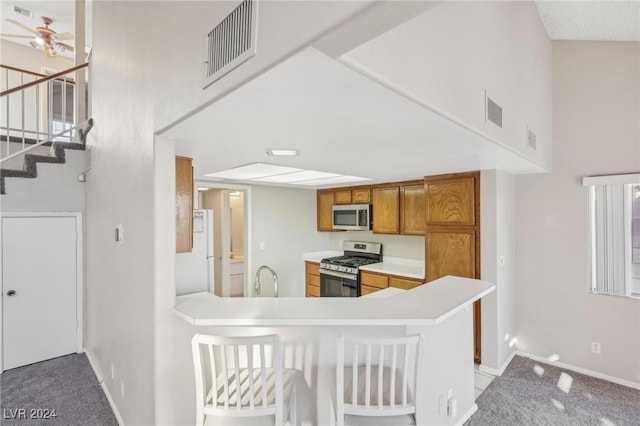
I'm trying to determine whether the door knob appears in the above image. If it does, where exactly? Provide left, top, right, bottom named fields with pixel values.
left=6, top=290, right=16, bottom=296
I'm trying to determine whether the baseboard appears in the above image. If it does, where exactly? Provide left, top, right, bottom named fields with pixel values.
left=516, top=351, right=640, bottom=390
left=478, top=350, right=517, bottom=377
left=85, top=348, right=125, bottom=425
left=456, top=403, right=477, bottom=426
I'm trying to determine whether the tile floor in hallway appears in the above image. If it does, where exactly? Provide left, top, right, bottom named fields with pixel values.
left=474, top=364, right=496, bottom=400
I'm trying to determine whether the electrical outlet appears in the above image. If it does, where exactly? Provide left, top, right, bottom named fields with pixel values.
left=439, top=395, right=447, bottom=415
left=259, top=242, right=265, bottom=251
left=591, top=342, right=601, bottom=354
left=448, top=397, right=458, bottom=417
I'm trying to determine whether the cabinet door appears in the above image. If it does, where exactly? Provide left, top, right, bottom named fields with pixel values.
left=175, top=156, right=193, bottom=253
left=372, top=186, right=400, bottom=234
left=317, top=191, right=335, bottom=231
left=400, top=183, right=425, bottom=235
left=352, top=187, right=371, bottom=204
left=425, top=176, right=477, bottom=226
left=426, top=229, right=476, bottom=281
left=389, top=276, right=423, bottom=290
left=334, top=189, right=352, bottom=205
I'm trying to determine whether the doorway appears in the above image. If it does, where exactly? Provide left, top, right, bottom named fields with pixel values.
left=196, top=183, right=250, bottom=297
left=1, top=213, right=83, bottom=370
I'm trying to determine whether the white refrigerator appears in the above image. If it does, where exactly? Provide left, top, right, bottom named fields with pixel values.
left=175, top=209, right=215, bottom=296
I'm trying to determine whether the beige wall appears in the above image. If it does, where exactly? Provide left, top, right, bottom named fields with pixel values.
left=516, top=42, right=640, bottom=384
left=230, top=193, right=244, bottom=256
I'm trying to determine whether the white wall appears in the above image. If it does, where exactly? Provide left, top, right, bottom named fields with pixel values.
left=342, top=0, right=552, bottom=171
left=480, top=170, right=517, bottom=373
left=251, top=185, right=329, bottom=297
left=90, top=1, right=372, bottom=424
left=515, top=42, right=640, bottom=385
left=1, top=149, right=85, bottom=212
left=328, top=230, right=424, bottom=260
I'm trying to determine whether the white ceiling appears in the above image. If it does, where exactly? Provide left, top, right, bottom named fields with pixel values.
left=535, top=0, right=640, bottom=41
left=166, top=47, right=542, bottom=189
left=0, top=1, right=92, bottom=57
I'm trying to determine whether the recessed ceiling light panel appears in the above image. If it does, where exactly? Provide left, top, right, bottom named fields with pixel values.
left=255, top=170, right=339, bottom=183
left=266, top=149, right=300, bottom=156
left=205, top=162, right=303, bottom=180
left=296, top=175, right=373, bottom=186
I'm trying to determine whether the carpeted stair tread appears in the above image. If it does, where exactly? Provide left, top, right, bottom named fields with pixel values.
left=0, top=169, right=33, bottom=179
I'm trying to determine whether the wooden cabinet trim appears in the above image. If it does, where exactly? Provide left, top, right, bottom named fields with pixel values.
left=176, top=156, right=193, bottom=253
left=360, top=271, right=389, bottom=289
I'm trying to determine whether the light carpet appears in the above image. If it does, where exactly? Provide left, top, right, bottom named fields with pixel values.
left=0, top=353, right=118, bottom=425
left=466, top=355, right=640, bottom=426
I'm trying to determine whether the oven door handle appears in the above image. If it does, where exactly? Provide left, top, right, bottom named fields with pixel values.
left=320, top=270, right=357, bottom=280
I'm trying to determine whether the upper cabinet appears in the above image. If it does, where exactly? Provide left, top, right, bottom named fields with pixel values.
left=342, top=1, right=552, bottom=171
left=400, top=183, right=425, bottom=235
left=175, top=156, right=193, bottom=253
left=317, top=190, right=335, bottom=231
left=425, top=175, right=477, bottom=227
left=372, top=185, right=400, bottom=234
left=317, top=180, right=424, bottom=235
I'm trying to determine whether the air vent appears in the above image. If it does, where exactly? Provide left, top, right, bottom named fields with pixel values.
left=485, top=92, right=503, bottom=128
left=527, top=127, right=537, bottom=150
left=13, top=5, right=32, bottom=18
left=203, top=0, right=258, bottom=88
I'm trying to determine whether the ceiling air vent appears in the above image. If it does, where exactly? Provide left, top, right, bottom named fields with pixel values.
left=203, top=0, right=258, bottom=88
left=13, top=5, right=32, bottom=18
left=485, top=91, right=503, bottom=128
left=527, top=126, right=537, bottom=150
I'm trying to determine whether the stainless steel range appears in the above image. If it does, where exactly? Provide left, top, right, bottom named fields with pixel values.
left=320, top=241, right=382, bottom=297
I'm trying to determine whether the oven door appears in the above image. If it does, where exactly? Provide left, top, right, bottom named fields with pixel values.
left=320, top=270, right=359, bottom=297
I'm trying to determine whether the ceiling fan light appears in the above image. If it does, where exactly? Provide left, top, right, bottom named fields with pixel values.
left=35, top=36, right=44, bottom=45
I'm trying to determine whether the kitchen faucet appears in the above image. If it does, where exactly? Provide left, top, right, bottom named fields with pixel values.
left=254, top=265, right=278, bottom=297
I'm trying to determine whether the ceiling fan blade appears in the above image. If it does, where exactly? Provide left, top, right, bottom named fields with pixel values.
left=53, top=32, right=74, bottom=41
left=0, top=33, right=34, bottom=39
left=6, top=19, right=37, bottom=35
left=57, top=42, right=75, bottom=53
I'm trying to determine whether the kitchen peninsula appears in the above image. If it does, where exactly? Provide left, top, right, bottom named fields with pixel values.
left=175, top=276, right=494, bottom=425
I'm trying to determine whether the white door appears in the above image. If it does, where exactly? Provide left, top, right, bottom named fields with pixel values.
left=2, top=216, right=79, bottom=370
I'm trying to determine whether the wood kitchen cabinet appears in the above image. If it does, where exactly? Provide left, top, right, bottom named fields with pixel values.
left=334, top=189, right=352, bottom=205
left=305, top=261, right=320, bottom=297
left=352, top=187, right=371, bottom=203
left=317, top=191, right=335, bottom=232
left=361, top=270, right=424, bottom=295
left=400, top=183, right=425, bottom=235
left=424, top=171, right=481, bottom=362
left=426, top=175, right=477, bottom=226
left=175, top=156, right=193, bottom=253
left=372, top=186, right=400, bottom=234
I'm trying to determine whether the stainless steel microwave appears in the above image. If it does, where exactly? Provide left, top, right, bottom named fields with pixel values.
left=332, top=204, right=371, bottom=231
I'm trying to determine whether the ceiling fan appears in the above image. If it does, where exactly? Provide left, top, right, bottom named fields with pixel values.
left=2, top=17, right=74, bottom=58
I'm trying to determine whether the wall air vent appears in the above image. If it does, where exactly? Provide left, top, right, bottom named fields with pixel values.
left=485, top=91, right=503, bottom=128
left=13, top=5, right=32, bottom=18
left=527, top=126, right=537, bottom=150
left=203, top=0, right=258, bottom=89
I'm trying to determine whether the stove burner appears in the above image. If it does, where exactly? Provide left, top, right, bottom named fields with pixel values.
left=321, top=255, right=380, bottom=268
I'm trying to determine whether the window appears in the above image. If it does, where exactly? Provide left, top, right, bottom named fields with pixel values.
left=584, top=174, right=640, bottom=298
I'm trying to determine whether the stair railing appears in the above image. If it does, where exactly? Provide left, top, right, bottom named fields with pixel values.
left=0, top=63, right=89, bottom=164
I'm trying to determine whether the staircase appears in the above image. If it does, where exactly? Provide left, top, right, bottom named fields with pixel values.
left=0, top=63, right=92, bottom=195
left=0, top=119, right=92, bottom=194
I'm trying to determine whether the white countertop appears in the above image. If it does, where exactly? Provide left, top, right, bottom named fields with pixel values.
left=303, top=252, right=424, bottom=279
left=174, top=275, right=494, bottom=326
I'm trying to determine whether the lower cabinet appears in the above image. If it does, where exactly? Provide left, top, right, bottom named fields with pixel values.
left=360, top=270, right=423, bottom=295
left=305, top=261, right=320, bottom=297
left=230, top=261, right=244, bottom=297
